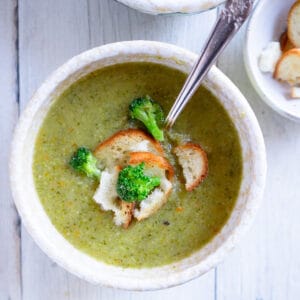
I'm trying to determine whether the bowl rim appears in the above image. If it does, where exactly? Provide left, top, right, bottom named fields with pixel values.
left=10, top=40, right=266, bottom=290
left=115, top=0, right=225, bottom=15
left=244, top=0, right=300, bottom=123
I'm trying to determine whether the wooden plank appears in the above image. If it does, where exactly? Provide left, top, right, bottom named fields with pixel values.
left=18, top=1, right=90, bottom=299
left=216, top=26, right=300, bottom=300
left=19, top=0, right=217, bottom=299
left=0, top=0, right=22, bottom=300
left=63, top=271, right=215, bottom=300
left=18, top=0, right=90, bottom=112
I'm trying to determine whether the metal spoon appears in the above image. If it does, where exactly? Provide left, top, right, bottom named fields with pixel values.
left=164, top=0, right=254, bottom=129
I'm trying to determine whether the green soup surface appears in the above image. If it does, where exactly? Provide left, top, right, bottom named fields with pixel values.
left=33, top=62, right=242, bottom=268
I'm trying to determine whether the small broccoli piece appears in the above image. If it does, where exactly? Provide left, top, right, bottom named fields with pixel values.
left=117, top=162, right=161, bottom=202
left=69, top=147, right=101, bottom=179
left=129, top=96, right=165, bottom=141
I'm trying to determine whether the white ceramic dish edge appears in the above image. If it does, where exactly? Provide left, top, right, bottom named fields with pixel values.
left=10, top=41, right=266, bottom=291
left=244, top=0, right=300, bottom=122
left=116, top=0, right=225, bottom=14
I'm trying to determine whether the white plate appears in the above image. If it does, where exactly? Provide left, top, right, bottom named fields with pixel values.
left=244, top=0, right=300, bottom=122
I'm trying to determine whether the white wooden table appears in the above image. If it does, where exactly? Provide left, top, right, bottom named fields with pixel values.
left=1, top=1, right=300, bottom=299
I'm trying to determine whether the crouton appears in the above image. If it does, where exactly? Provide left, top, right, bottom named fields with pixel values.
left=93, top=166, right=133, bottom=228
left=274, top=49, right=300, bottom=85
left=94, top=129, right=163, bottom=168
left=174, top=143, right=208, bottom=192
left=129, top=151, right=174, bottom=180
left=117, top=201, right=135, bottom=229
left=128, top=151, right=173, bottom=221
left=279, top=31, right=295, bottom=52
left=288, top=0, right=300, bottom=48
left=93, top=167, right=119, bottom=212
left=133, top=184, right=172, bottom=221
left=258, top=42, right=282, bottom=73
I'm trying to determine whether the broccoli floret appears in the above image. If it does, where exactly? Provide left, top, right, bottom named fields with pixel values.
left=69, top=147, right=101, bottom=179
left=117, top=162, right=161, bottom=202
left=129, top=96, right=165, bottom=141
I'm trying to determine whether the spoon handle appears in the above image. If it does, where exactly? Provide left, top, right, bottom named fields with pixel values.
left=165, top=0, right=254, bottom=129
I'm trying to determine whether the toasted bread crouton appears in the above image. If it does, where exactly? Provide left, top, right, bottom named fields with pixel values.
left=134, top=183, right=172, bottom=221
left=280, top=31, right=295, bottom=52
left=117, top=201, right=135, bottom=229
left=258, top=42, right=282, bottom=73
left=280, top=31, right=288, bottom=51
left=93, top=166, right=133, bottom=228
left=288, top=1, right=300, bottom=48
left=291, top=86, right=300, bottom=98
left=129, top=151, right=174, bottom=180
left=274, top=49, right=300, bottom=85
left=94, top=129, right=163, bottom=168
left=93, top=167, right=119, bottom=211
left=174, top=143, right=208, bottom=192
left=128, top=151, right=173, bottom=221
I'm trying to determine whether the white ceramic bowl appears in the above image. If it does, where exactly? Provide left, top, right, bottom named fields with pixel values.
left=244, top=0, right=300, bottom=122
left=10, top=41, right=266, bottom=290
left=116, top=0, right=225, bottom=14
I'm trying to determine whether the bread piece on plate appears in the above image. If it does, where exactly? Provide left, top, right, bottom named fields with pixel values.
left=94, top=129, right=163, bottom=168
left=280, top=31, right=295, bottom=52
left=258, top=42, right=282, bottom=73
left=174, top=142, right=208, bottom=192
left=288, top=0, right=300, bottom=48
left=128, top=152, right=173, bottom=221
left=93, top=166, right=134, bottom=228
left=274, top=49, right=300, bottom=85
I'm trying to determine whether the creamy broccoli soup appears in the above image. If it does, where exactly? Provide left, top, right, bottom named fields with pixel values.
left=33, top=62, right=242, bottom=268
